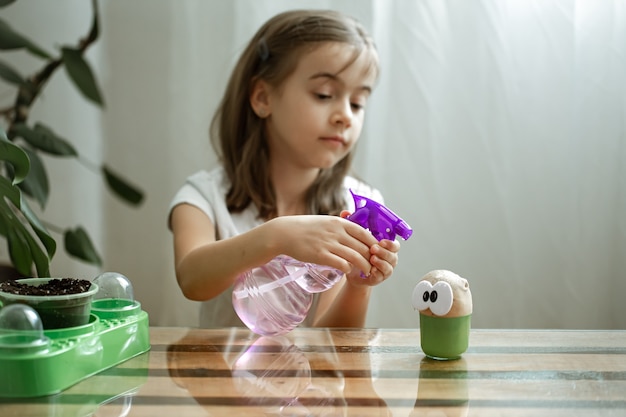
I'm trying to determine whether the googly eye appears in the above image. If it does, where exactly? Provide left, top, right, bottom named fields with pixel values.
left=429, top=281, right=454, bottom=316
left=412, top=280, right=433, bottom=311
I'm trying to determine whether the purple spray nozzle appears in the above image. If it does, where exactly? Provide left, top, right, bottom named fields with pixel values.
left=346, top=189, right=413, bottom=241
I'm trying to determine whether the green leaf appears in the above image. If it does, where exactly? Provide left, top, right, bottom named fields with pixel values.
left=0, top=18, right=52, bottom=59
left=23, top=227, right=51, bottom=277
left=18, top=147, right=49, bottom=209
left=0, top=177, right=21, bottom=219
left=61, top=47, right=104, bottom=107
left=0, top=198, right=35, bottom=276
left=17, top=221, right=51, bottom=277
left=0, top=133, right=30, bottom=184
left=0, top=0, right=17, bottom=7
left=0, top=205, right=8, bottom=238
left=103, top=165, right=144, bottom=206
left=19, top=196, right=56, bottom=259
left=0, top=175, right=21, bottom=210
left=0, top=186, right=53, bottom=277
left=9, top=230, right=50, bottom=278
left=11, top=123, right=78, bottom=157
left=64, top=226, right=102, bottom=266
left=33, top=123, right=79, bottom=156
left=0, top=58, right=26, bottom=86
left=7, top=224, right=31, bottom=275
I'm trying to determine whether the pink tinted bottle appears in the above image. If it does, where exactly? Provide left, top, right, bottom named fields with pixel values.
left=232, top=255, right=343, bottom=336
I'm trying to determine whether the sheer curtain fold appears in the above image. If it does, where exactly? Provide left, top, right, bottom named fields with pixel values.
left=358, top=0, right=625, bottom=328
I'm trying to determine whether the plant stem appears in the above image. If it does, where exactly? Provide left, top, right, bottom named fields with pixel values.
left=7, top=0, right=100, bottom=140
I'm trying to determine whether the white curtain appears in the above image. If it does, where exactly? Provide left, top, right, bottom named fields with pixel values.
left=360, top=0, right=626, bottom=329
left=4, top=0, right=624, bottom=329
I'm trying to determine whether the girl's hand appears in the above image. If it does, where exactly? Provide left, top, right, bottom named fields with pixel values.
left=340, top=210, right=401, bottom=287
left=309, top=211, right=402, bottom=329
left=268, top=214, right=378, bottom=276
left=346, top=239, right=400, bottom=286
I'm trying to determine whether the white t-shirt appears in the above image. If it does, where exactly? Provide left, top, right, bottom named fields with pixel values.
left=168, top=167, right=384, bottom=328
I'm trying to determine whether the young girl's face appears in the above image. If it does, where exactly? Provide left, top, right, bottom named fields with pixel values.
left=263, top=42, right=377, bottom=171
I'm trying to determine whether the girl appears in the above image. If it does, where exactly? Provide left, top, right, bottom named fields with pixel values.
left=168, top=9, right=402, bottom=328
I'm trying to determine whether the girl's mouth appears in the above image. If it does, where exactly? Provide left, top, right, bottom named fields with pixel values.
left=320, top=136, right=347, bottom=146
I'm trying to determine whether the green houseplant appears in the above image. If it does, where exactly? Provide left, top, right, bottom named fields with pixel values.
left=0, top=0, right=144, bottom=278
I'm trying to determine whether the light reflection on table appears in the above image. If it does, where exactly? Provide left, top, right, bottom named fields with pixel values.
left=1, top=327, right=625, bottom=416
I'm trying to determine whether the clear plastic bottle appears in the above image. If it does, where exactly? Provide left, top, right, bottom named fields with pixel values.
left=232, top=255, right=343, bottom=336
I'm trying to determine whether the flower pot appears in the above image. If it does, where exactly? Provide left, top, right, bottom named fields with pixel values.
left=0, top=278, right=98, bottom=330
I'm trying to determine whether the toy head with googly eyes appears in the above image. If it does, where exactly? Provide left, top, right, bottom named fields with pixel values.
left=412, top=270, right=472, bottom=360
left=412, top=270, right=472, bottom=318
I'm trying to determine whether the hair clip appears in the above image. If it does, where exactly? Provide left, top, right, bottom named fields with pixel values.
left=257, top=38, right=270, bottom=62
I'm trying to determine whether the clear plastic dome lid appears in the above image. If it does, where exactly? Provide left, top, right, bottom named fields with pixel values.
left=93, top=272, right=134, bottom=301
left=0, top=304, right=49, bottom=349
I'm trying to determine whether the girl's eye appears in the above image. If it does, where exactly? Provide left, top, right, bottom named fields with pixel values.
left=351, top=102, right=364, bottom=111
left=315, top=93, right=332, bottom=100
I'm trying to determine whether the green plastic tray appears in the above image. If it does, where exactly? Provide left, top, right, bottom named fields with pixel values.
left=0, top=299, right=150, bottom=398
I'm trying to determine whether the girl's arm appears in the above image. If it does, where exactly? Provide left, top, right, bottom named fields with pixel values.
left=171, top=204, right=276, bottom=300
left=312, top=278, right=372, bottom=327
left=171, top=203, right=379, bottom=301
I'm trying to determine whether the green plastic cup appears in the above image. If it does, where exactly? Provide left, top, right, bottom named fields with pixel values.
left=91, top=298, right=141, bottom=319
left=419, top=313, right=471, bottom=360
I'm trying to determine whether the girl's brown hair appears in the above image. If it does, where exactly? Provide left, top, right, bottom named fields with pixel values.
left=210, top=9, right=378, bottom=219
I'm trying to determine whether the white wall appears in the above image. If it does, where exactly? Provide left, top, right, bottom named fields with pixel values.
left=2, top=0, right=624, bottom=329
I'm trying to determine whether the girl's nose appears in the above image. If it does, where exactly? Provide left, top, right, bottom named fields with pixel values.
left=332, top=99, right=353, bottom=128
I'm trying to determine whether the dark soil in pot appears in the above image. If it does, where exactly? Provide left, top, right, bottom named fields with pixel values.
left=0, top=278, right=91, bottom=296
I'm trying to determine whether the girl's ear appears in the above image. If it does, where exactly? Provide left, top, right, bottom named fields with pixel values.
left=250, top=78, right=271, bottom=118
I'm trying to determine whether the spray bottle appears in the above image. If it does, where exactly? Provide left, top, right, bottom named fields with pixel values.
left=232, top=190, right=413, bottom=336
